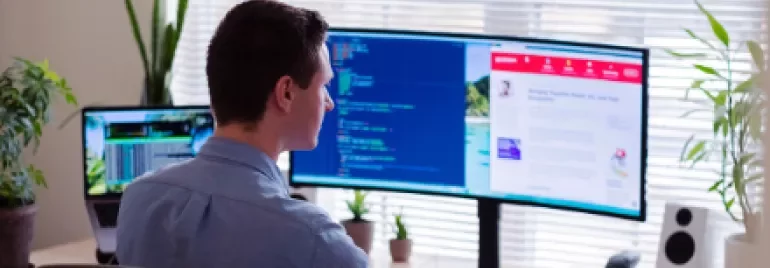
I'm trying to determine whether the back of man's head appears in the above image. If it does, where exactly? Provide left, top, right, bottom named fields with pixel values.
left=206, top=0, right=329, bottom=127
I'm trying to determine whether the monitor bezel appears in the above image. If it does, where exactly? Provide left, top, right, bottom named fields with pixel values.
left=290, top=27, right=649, bottom=222
left=81, top=105, right=211, bottom=200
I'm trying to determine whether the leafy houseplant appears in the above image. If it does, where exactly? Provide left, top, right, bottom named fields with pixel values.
left=389, top=212, right=412, bottom=263
left=667, top=1, right=765, bottom=267
left=342, top=190, right=374, bottom=254
left=0, top=58, right=78, bottom=268
left=124, top=0, right=189, bottom=106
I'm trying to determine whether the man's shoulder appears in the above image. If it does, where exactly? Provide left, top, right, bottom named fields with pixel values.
left=282, top=201, right=367, bottom=261
left=279, top=198, right=343, bottom=232
left=129, top=159, right=196, bottom=185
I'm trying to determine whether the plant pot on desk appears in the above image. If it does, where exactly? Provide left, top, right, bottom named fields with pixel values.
left=725, top=233, right=760, bottom=268
left=723, top=212, right=762, bottom=268
left=342, top=219, right=374, bottom=254
left=0, top=204, right=38, bottom=268
left=389, top=239, right=412, bottom=263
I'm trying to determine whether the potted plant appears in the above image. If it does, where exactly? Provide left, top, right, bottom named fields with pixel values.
left=0, top=58, right=78, bottom=268
left=389, top=212, right=412, bottom=263
left=666, top=1, right=765, bottom=267
left=342, top=189, right=374, bottom=254
left=124, top=0, right=189, bottom=106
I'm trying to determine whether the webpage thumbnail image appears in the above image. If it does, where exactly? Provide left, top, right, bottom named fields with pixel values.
left=84, top=110, right=213, bottom=195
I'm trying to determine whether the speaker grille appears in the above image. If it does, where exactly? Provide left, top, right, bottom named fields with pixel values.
left=664, top=231, right=696, bottom=265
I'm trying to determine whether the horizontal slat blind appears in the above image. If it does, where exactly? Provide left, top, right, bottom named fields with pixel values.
left=170, top=0, right=768, bottom=267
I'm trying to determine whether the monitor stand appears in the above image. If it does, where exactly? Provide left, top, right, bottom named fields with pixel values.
left=478, top=198, right=500, bottom=268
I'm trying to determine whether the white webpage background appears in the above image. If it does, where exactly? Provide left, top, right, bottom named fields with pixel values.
left=488, top=50, right=642, bottom=211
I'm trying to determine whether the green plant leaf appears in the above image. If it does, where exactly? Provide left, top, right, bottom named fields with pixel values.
left=151, top=0, right=161, bottom=75
left=680, top=135, right=695, bottom=162
left=696, top=87, right=717, bottom=102
left=734, top=75, right=756, bottom=93
left=714, top=90, right=728, bottom=106
left=687, top=140, right=707, bottom=160
left=27, top=165, right=46, bottom=188
left=160, top=24, right=176, bottom=72
left=708, top=180, right=723, bottom=192
left=124, top=0, right=150, bottom=80
left=739, top=153, right=756, bottom=166
left=747, top=41, right=765, bottom=70
left=64, top=91, right=78, bottom=106
left=685, top=80, right=705, bottom=99
left=685, top=28, right=718, bottom=51
left=347, top=190, right=369, bottom=220
left=665, top=49, right=707, bottom=58
left=176, top=0, right=189, bottom=34
left=713, top=116, right=728, bottom=137
left=726, top=197, right=735, bottom=210
left=689, top=152, right=708, bottom=168
left=696, top=1, right=730, bottom=47
left=694, top=64, right=723, bottom=79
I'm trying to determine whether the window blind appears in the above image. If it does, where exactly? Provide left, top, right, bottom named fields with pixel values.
left=169, top=0, right=769, bottom=267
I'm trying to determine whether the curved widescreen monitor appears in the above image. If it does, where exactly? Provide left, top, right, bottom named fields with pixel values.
left=82, top=106, right=213, bottom=198
left=291, top=28, right=648, bottom=221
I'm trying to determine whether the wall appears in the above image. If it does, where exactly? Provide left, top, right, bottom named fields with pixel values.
left=0, top=0, right=152, bottom=249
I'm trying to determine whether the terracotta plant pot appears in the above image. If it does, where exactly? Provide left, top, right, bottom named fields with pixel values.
left=342, top=220, right=374, bottom=254
left=389, top=239, right=412, bottom=263
left=0, top=204, right=38, bottom=268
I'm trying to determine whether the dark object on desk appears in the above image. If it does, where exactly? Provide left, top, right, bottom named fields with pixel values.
left=606, top=250, right=641, bottom=268
left=95, top=249, right=119, bottom=265
left=290, top=193, right=308, bottom=201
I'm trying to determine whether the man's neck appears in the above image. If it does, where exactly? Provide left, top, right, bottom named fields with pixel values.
left=212, top=125, right=283, bottom=161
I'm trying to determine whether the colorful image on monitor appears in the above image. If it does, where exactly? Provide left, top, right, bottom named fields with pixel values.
left=82, top=107, right=213, bottom=195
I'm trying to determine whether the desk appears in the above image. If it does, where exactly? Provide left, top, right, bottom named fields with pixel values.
left=31, top=239, right=98, bottom=264
left=30, top=239, right=476, bottom=267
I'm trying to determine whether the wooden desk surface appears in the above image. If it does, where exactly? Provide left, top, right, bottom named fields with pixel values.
left=30, top=239, right=475, bottom=267
left=31, top=239, right=98, bottom=264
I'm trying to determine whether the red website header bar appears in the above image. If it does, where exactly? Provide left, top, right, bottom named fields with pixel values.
left=491, top=52, right=643, bottom=84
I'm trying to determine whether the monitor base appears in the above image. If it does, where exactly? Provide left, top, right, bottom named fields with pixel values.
left=96, top=248, right=119, bottom=265
left=478, top=198, right=500, bottom=268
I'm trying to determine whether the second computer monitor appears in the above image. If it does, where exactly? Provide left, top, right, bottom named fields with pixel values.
left=82, top=106, right=214, bottom=198
left=291, top=28, right=648, bottom=221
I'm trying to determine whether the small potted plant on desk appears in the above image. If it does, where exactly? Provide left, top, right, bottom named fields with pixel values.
left=0, top=58, right=78, bottom=268
left=390, top=212, right=412, bottom=263
left=342, top=190, right=373, bottom=254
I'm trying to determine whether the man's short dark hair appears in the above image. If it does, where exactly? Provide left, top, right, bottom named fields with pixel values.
left=206, top=0, right=329, bottom=126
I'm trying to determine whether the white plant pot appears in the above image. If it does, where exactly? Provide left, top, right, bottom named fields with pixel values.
left=725, top=233, right=759, bottom=268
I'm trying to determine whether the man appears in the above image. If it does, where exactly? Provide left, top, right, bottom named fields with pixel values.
left=115, top=1, right=368, bottom=267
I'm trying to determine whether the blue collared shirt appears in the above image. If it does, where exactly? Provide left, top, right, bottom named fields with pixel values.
left=116, top=137, right=368, bottom=268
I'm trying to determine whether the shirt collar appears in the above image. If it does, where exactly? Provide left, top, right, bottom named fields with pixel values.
left=197, top=136, right=288, bottom=190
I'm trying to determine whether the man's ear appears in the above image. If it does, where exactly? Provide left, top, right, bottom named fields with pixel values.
left=273, top=75, right=294, bottom=113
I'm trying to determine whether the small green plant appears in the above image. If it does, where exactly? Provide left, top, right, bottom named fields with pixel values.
left=346, top=190, right=370, bottom=221
left=666, top=0, right=765, bottom=239
left=0, top=58, right=78, bottom=209
left=124, top=0, right=189, bottom=106
left=393, top=213, right=408, bottom=240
